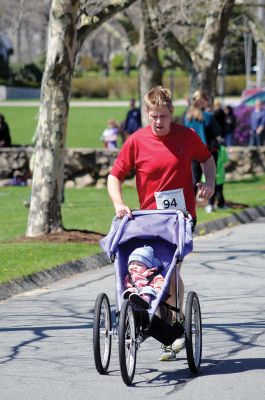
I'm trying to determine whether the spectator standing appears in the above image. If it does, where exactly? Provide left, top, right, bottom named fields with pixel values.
left=213, top=100, right=226, bottom=139
left=184, top=90, right=222, bottom=195
left=223, top=105, right=236, bottom=147
left=123, top=98, right=142, bottom=141
left=205, top=142, right=229, bottom=212
left=100, top=119, right=119, bottom=149
left=0, top=114, right=11, bottom=147
left=249, top=100, right=265, bottom=146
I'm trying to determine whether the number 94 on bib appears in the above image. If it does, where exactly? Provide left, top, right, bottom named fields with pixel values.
left=155, top=188, right=186, bottom=210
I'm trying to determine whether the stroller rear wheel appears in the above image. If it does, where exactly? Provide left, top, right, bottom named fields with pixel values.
left=118, top=300, right=137, bottom=385
left=185, top=291, right=202, bottom=373
left=93, top=293, right=112, bottom=374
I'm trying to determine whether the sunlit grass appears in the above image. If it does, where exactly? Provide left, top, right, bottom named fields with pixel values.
left=0, top=242, right=100, bottom=283
left=2, top=105, right=185, bottom=147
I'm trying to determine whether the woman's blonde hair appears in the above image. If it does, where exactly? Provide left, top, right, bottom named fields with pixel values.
left=186, top=89, right=209, bottom=121
left=192, top=89, right=209, bottom=103
left=144, top=86, right=173, bottom=110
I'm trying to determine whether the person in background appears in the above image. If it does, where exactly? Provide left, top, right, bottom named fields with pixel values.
left=0, top=114, right=11, bottom=147
left=223, top=105, right=236, bottom=147
left=205, top=140, right=229, bottom=213
left=249, top=100, right=265, bottom=146
left=184, top=90, right=222, bottom=196
left=123, top=98, right=142, bottom=141
left=100, top=119, right=119, bottom=149
left=213, top=100, right=226, bottom=139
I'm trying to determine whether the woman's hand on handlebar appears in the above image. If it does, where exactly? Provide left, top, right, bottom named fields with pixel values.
left=114, top=204, right=133, bottom=219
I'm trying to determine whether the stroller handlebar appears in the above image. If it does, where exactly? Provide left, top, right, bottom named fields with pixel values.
left=129, top=209, right=192, bottom=219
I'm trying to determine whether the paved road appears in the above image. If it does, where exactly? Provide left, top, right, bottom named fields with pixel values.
left=0, top=219, right=264, bottom=400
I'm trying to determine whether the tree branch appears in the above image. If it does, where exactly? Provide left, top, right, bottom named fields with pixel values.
left=77, top=0, right=138, bottom=50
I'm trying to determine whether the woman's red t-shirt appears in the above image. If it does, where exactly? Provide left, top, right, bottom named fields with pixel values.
left=110, top=123, right=211, bottom=218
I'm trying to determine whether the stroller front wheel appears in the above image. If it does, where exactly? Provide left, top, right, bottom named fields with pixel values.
left=118, top=300, right=137, bottom=385
left=93, top=293, right=112, bottom=374
left=185, top=291, right=202, bottom=373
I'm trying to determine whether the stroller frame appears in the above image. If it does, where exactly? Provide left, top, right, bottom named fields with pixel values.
left=93, top=210, right=202, bottom=385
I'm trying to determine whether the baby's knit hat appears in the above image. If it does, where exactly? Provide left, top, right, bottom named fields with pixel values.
left=128, top=245, right=160, bottom=269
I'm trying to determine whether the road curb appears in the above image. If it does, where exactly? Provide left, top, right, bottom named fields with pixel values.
left=0, top=252, right=110, bottom=302
left=194, top=205, right=265, bottom=236
left=1, top=205, right=264, bottom=302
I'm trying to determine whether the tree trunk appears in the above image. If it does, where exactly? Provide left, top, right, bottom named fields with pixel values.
left=191, top=0, right=235, bottom=101
left=26, top=0, right=138, bottom=237
left=26, top=0, right=79, bottom=237
left=138, top=0, right=162, bottom=125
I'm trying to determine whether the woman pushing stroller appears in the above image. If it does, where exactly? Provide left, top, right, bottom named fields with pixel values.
left=107, top=86, right=216, bottom=360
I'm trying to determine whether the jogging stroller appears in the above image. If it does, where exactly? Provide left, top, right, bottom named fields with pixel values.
left=93, top=210, right=202, bottom=385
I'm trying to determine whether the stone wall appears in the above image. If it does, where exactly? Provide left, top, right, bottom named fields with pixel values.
left=225, top=147, right=265, bottom=181
left=0, top=146, right=264, bottom=187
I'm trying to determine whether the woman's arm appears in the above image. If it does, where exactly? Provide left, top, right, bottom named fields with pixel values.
left=107, top=174, right=132, bottom=218
left=197, top=156, right=216, bottom=199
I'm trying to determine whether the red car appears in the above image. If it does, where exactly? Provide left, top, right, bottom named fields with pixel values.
left=241, top=87, right=265, bottom=99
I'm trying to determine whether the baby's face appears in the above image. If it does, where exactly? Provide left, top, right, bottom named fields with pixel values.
left=128, top=261, right=147, bottom=274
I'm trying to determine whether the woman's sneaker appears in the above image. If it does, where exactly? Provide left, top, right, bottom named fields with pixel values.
left=172, top=337, right=185, bottom=353
left=159, top=345, right=176, bottom=361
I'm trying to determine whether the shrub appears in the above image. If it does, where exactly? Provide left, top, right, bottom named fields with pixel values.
left=70, top=73, right=247, bottom=100
left=108, top=76, right=138, bottom=99
left=223, top=75, right=246, bottom=96
left=79, top=56, right=100, bottom=72
left=111, top=52, right=137, bottom=73
left=111, top=53, right=125, bottom=71
left=0, top=55, right=11, bottom=79
left=9, top=63, right=42, bottom=88
left=163, top=75, right=190, bottom=99
left=71, top=77, right=109, bottom=98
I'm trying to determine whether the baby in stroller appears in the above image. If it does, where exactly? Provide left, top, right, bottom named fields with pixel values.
left=122, top=242, right=186, bottom=360
left=123, top=245, right=164, bottom=309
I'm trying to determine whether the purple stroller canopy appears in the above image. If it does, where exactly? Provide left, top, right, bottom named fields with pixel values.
left=100, top=210, right=193, bottom=261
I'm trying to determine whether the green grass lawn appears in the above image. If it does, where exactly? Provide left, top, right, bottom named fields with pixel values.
left=3, top=106, right=126, bottom=148
left=2, top=105, right=185, bottom=148
left=0, top=175, right=264, bottom=285
left=0, top=185, right=139, bottom=284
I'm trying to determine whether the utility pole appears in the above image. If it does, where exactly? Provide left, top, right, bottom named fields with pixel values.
left=244, top=30, right=253, bottom=89
left=256, top=0, right=265, bottom=87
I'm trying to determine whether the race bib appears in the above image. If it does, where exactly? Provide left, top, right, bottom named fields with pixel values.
left=154, top=189, right=186, bottom=210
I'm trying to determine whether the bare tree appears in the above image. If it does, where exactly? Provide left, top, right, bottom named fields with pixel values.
left=0, top=0, right=51, bottom=63
left=240, top=0, right=265, bottom=86
left=192, top=0, right=235, bottom=99
left=90, top=0, right=235, bottom=109
left=160, top=0, right=235, bottom=101
left=26, top=0, right=137, bottom=237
